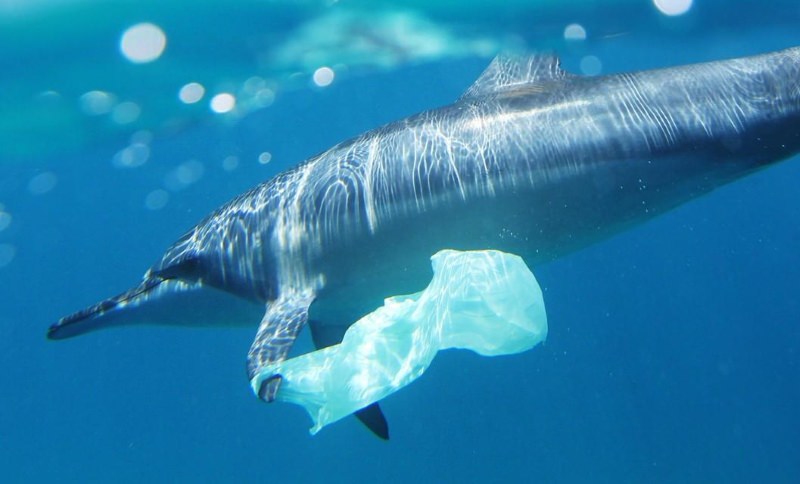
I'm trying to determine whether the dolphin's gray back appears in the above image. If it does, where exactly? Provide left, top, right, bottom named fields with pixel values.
left=172, top=47, right=799, bottom=321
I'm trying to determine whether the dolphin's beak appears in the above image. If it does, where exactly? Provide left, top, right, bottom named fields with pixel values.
left=48, top=274, right=258, bottom=339
left=48, top=276, right=170, bottom=340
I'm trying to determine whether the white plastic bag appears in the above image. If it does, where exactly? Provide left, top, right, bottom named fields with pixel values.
left=251, top=249, right=548, bottom=434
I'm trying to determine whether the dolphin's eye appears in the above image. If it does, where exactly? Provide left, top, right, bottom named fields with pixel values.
left=153, top=254, right=201, bottom=280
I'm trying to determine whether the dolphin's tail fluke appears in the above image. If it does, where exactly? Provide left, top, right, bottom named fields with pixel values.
left=47, top=277, right=166, bottom=340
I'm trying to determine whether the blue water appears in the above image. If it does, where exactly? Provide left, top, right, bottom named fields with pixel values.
left=2, top=2, right=800, bottom=482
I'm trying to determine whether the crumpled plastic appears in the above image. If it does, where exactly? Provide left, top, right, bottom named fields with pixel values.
left=251, top=249, right=548, bottom=434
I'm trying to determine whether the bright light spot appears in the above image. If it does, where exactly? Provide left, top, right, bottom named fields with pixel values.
left=144, top=189, right=169, bottom=210
left=313, top=67, right=335, bottom=87
left=653, top=0, right=693, bottom=16
left=28, top=172, right=57, bottom=195
left=111, top=101, right=141, bottom=124
left=176, top=160, right=204, bottom=185
left=120, top=23, right=167, bottom=63
left=0, top=244, right=15, bottom=269
left=36, top=90, right=61, bottom=104
left=131, top=130, right=153, bottom=145
left=580, top=55, right=602, bottom=76
left=112, top=143, right=150, bottom=168
left=222, top=156, right=239, bottom=171
left=243, top=76, right=266, bottom=94
left=0, top=211, right=10, bottom=232
left=165, top=160, right=205, bottom=190
left=258, top=152, right=272, bottom=164
left=254, top=88, right=275, bottom=108
left=80, top=91, right=115, bottom=115
left=564, top=23, right=587, bottom=41
left=179, top=82, right=205, bottom=104
left=210, top=93, right=236, bottom=113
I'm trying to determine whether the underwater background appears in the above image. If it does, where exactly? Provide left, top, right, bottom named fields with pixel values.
left=1, top=0, right=799, bottom=481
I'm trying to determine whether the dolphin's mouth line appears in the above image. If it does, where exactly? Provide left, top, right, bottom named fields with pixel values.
left=47, top=275, right=169, bottom=339
left=118, top=275, right=168, bottom=305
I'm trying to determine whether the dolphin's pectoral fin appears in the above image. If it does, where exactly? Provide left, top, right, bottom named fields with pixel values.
left=309, top=319, right=391, bottom=440
left=247, top=290, right=315, bottom=402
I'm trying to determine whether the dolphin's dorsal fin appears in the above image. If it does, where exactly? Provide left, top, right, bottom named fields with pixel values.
left=460, top=53, right=569, bottom=100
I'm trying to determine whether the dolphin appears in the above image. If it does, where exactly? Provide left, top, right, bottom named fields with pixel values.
left=49, top=47, right=800, bottom=439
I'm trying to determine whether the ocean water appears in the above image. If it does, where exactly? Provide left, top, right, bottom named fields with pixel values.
left=2, top=1, right=800, bottom=482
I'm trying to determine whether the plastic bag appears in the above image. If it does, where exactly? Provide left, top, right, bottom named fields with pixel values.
left=251, top=249, right=548, bottom=434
